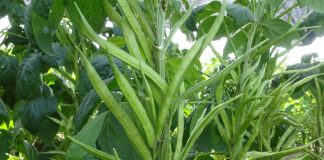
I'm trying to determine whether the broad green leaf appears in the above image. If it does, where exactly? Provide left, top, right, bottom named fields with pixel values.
left=48, top=0, right=64, bottom=30
left=66, top=112, right=108, bottom=159
left=194, top=121, right=227, bottom=153
left=32, top=12, right=55, bottom=56
left=31, top=0, right=51, bottom=18
left=37, top=115, right=61, bottom=144
left=22, top=140, right=38, bottom=160
left=0, top=131, right=10, bottom=160
left=66, top=0, right=106, bottom=33
left=15, top=54, right=42, bottom=99
left=166, top=55, right=203, bottom=87
left=262, top=19, right=300, bottom=48
left=24, top=0, right=51, bottom=45
left=19, top=96, right=59, bottom=143
left=0, top=99, right=9, bottom=124
left=97, top=113, right=139, bottom=159
left=185, top=14, right=198, bottom=31
left=74, top=90, right=100, bottom=131
left=226, top=4, right=254, bottom=28
left=197, top=16, right=234, bottom=40
left=0, top=0, right=25, bottom=23
left=223, top=31, right=247, bottom=57
left=77, top=70, right=94, bottom=96
left=24, top=4, right=36, bottom=45
left=0, top=55, right=19, bottom=87
left=92, top=53, right=121, bottom=77
left=195, top=1, right=221, bottom=22
left=299, top=0, right=324, bottom=13
left=40, top=42, right=67, bottom=68
left=184, top=1, right=219, bottom=31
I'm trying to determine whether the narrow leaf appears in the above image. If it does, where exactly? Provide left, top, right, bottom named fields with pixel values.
left=67, top=136, right=117, bottom=160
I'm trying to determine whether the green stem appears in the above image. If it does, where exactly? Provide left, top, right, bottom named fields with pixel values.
left=157, top=6, right=166, bottom=79
left=54, top=68, right=76, bottom=85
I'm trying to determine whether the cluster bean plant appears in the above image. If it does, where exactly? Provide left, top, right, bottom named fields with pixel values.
left=1, top=0, right=324, bottom=159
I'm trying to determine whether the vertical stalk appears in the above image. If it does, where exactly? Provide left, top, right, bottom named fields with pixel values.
left=73, top=50, right=80, bottom=82
left=315, top=78, right=324, bottom=148
left=173, top=84, right=185, bottom=160
left=157, top=6, right=166, bottom=79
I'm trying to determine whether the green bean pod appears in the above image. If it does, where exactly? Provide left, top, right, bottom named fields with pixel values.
left=79, top=52, right=152, bottom=160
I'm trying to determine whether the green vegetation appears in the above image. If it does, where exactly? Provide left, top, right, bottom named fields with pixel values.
left=1, top=0, right=324, bottom=159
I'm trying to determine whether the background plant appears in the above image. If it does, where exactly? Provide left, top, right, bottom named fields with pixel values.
left=1, top=0, right=324, bottom=159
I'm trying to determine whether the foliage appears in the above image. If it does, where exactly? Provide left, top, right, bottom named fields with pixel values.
left=1, top=0, right=324, bottom=159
